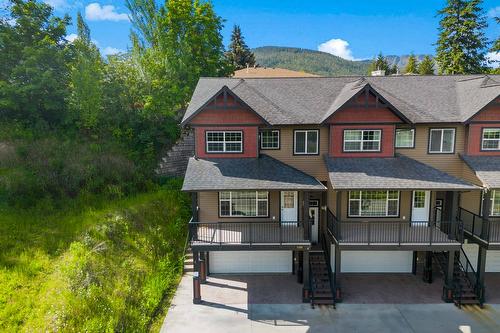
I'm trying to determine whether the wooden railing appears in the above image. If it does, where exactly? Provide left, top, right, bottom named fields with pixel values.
left=326, top=210, right=459, bottom=246
left=458, top=207, right=500, bottom=244
left=189, top=221, right=311, bottom=246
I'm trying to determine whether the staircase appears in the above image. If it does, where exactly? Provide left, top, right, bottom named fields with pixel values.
left=433, top=251, right=482, bottom=307
left=309, top=250, right=335, bottom=308
left=157, top=130, right=195, bottom=177
left=183, top=249, right=194, bottom=274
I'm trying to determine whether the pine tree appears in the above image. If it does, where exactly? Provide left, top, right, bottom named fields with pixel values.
left=418, top=56, right=435, bottom=75
left=404, top=54, right=418, bottom=74
left=435, top=0, right=488, bottom=74
left=368, top=52, right=391, bottom=74
left=492, top=17, right=500, bottom=52
left=226, top=25, right=255, bottom=70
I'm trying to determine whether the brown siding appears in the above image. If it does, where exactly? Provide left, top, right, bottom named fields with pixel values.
left=198, top=191, right=280, bottom=222
left=262, top=125, right=329, bottom=181
left=396, top=124, right=466, bottom=179
left=460, top=191, right=482, bottom=215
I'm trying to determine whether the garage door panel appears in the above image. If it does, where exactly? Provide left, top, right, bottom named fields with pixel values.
left=340, top=250, right=413, bottom=273
left=209, top=251, right=292, bottom=274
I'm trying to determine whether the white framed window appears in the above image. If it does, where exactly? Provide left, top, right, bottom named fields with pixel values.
left=343, top=129, right=381, bottom=152
left=395, top=128, right=415, bottom=148
left=294, top=130, right=319, bottom=155
left=492, top=190, right=500, bottom=217
left=219, top=191, right=268, bottom=217
left=429, top=128, right=455, bottom=153
left=482, top=128, right=500, bottom=151
left=206, top=131, right=242, bottom=153
left=260, top=129, right=280, bottom=149
left=348, top=191, right=400, bottom=217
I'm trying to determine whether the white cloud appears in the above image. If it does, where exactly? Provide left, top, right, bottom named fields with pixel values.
left=488, top=6, right=500, bottom=17
left=318, top=38, right=358, bottom=61
left=85, top=3, right=129, bottom=22
left=43, top=0, right=70, bottom=10
left=101, top=46, right=124, bottom=56
left=487, top=52, right=500, bottom=68
left=65, top=33, right=78, bottom=42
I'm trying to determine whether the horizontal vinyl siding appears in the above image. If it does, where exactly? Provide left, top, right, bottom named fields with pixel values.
left=198, top=191, right=280, bottom=222
left=262, top=125, right=329, bottom=181
left=460, top=191, right=482, bottom=215
left=396, top=124, right=466, bottom=179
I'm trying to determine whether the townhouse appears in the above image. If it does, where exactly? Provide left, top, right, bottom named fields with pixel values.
left=180, top=75, right=500, bottom=307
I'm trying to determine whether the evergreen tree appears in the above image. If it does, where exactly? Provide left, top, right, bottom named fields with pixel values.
left=389, top=64, right=399, bottom=75
left=368, top=52, right=391, bottom=74
left=418, top=56, right=435, bottom=75
left=404, top=54, right=418, bottom=74
left=435, top=0, right=488, bottom=74
left=226, top=25, right=255, bottom=70
left=493, top=17, right=500, bottom=52
left=68, top=13, right=104, bottom=130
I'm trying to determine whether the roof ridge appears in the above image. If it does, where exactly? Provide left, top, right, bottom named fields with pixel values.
left=238, top=80, right=290, bottom=121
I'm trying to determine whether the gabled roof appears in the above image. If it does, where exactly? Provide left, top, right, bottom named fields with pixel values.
left=182, top=75, right=500, bottom=126
left=461, top=155, right=500, bottom=189
left=182, top=154, right=327, bottom=191
left=325, top=155, right=478, bottom=190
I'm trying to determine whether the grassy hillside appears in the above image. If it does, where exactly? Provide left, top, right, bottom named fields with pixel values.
left=253, top=46, right=371, bottom=76
left=0, top=182, right=191, bottom=332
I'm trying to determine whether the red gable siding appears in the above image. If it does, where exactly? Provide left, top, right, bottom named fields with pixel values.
left=189, top=92, right=264, bottom=125
left=329, top=124, right=395, bottom=157
left=329, top=106, right=402, bottom=124
left=195, top=126, right=258, bottom=158
left=469, top=101, right=500, bottom=122
left=465, top=123, right=500, bottom=156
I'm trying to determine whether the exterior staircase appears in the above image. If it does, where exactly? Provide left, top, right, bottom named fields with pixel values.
left=183, top=249, right=194, bottom=274
left=309, top=250, right=335, bottom=308
left=433, top=251, right=482, bottom=308
left=157, top=130, right=195, bottom=177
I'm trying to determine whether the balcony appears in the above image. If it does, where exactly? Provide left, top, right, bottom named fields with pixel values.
left=459, top=207, right=500, bottom=247
left=326, top=210, right=461, bottom=250
left=189, top=221, right=311, bottom=250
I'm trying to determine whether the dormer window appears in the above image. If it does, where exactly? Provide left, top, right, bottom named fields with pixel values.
left=343, top=129, right=381, bottom=152
left=482, top=128, right=500, bottom=151
left=206, top=131, right=243, bottom=153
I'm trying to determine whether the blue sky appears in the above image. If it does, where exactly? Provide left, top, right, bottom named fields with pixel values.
left=49, top=0, right=499, bottom=61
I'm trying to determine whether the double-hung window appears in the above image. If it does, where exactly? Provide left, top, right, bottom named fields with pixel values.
left=429, top=128, right=455, bottom=153
left=492, top=190, right=500, bottom=217
left=206, top=131, right=242, bottom=153
left=348, top=191, right=400, bottom=217
left=260, top=129, right=280, bottom=149
left=395, top=128, right=415, bottom=148
left=482, top=128, right=500, bottom=151
left=343, top=129, right=381, bottom=152
left=219, top=191, right=268, bottom=217
left=294, top=130, right=319, bottom=154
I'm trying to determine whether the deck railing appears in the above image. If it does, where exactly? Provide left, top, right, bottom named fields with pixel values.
left=189, top=221, right=311, bottom=246
left=326, top=209, right=459, bottom=246
left=458, top=207, right=500, bottom=244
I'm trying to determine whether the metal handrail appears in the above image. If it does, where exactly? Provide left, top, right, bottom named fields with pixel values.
left=457, top=247, right=484, bottom=307
left=321, top=231, right=336, bottom=305
left=458, top=207, right=498, bottom=243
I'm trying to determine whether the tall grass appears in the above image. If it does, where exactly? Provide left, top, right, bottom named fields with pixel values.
left=0, top=180, right=190, bottom=332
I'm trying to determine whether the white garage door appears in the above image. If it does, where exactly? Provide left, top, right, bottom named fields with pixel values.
left=330, top=245, right=413, bottom=273
left=209, top=251, right=293, bottom=274
left=462, top=243, right=500, bottom=272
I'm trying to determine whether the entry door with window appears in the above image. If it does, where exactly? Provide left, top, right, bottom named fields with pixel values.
left=412, top=191, right=430, bottom=225
left=281, top=191, right=298, bottom=225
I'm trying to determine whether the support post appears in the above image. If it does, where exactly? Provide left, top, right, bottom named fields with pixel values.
left=297, top=251, right=303, bottom=283
left=303, top=192, right=310, bottom=241
left=192, top=251, right=201, bottom=304
left=334, top=245, right=342, bottom=301
left=476, top=246, right=487, bottom=303
left=192, top=193, right=199, bottom=221
left=442, top=250, right=456, bottom=302
left=481, top=190, right=492, bottom=240
left=412, top=251, right=418, bottom=275
left=302, top=250, right=310, bottom=302
left=423, top=251, right=433, bottom=283
left=450, top=192, right=459, bottom=239
left=199, top=252, right=207, bottom=283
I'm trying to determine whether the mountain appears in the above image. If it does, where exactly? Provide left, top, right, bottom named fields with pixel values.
left=252, top=46, right=433, bottom=76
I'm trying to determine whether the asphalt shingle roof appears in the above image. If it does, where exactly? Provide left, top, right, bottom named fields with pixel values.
left=461, top=155, right=500, bottom=189
left=182, top=75, right=500, bottom=126
left=182, top=155, right=327, bottom=191
left=325, top=155, right=478, bottom=190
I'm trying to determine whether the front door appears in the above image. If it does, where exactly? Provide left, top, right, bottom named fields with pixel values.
left=309, top=205, right=319, bottom=243
left=412, top=190, right=430, bottom=225
left=281, top=191, right=298, bottom=224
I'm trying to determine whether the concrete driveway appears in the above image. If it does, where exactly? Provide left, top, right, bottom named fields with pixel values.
left=161, top=272, right=500, bottom=333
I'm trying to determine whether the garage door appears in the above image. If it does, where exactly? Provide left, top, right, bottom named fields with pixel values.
left=209, top=251, right=292, bottom=274
left=462, top=243, right=500, bottom=272
left=330, top=245, right=413, bottom=273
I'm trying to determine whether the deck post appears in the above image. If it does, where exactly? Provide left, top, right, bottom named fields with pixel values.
left=412, top=251, right=418, bottom=275
left=199, top=251, right=207, bottom=284
left=449, top=191, right=459, bottom=239
left=442, top=250, right=456, bottom=302
left=302, top=250, right=310, bottom=302
left=481, top=190, right=492, bottom=240
left=303, top=192, right=311, bottom=241
left=334, top=245, right=342, bottom=301
left=192, top=193, right=199, bottom=221
left=477, top=246, right=487, bottom=302
left=423, top=251, right=433, bottom=283
left=192, top=250, right=201, bottom=304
